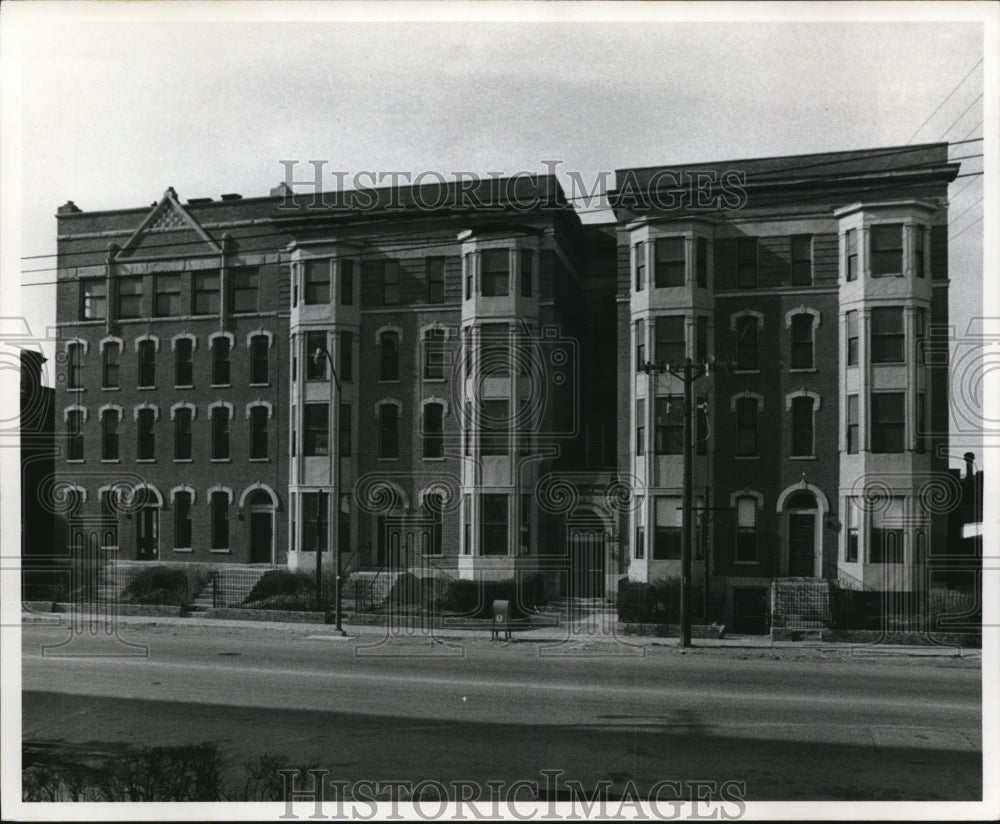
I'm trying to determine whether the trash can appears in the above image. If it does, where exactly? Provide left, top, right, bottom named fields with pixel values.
left=491, top=599, right=511, bottom=641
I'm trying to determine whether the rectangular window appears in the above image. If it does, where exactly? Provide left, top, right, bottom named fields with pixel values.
left=250, top=336, right=269, bottom=385
left=137, top=408, right=155, bottom=460
left=81, top=280, right=107, bottom=321
left=635, top=319, right=646, bottom=371
left=154, top=274, right=182, bottom=317
left=102, top=344, right=120, bottom=389
left=481, top=494, right=508, bottom=556
left=211, top=492, right=229, bottom=550
left=916, top=392, right=927, bottom=454
left=193, top=272, right=220, bottom=315
left=302, top=491, right=329, bottom=553
left=339, top=493, right=351, bottom=555
left=250, top=405, right=268, bottom=460
left=174, top=492, right=192, bottom=550
left=339, top=403, right=352, bottom=457
left=735, top=497, right=757, bottom=563
left=847, top=395, right=859, bottom=455
left=846, top=311, right=858, bottom=366
left=67, top=344, right=83, bottom=390
left=845, top=497, right=859, bottom=563
left=791, top=396, right=814, bottom=457
left=870, top=497, right=904, bottom=563
left=655, top=396, right=683, bottom=455
left=481, top=249, right=510, bottom=297
left=870, top=224, right=903, bottom=277
left=791, top=235, right=812, bottom=286
left=871, top=392, right=905, bottom=454
left=846, top=229, right=858, bottom=281
left=519, top=250, right=532, bottom=297
left=423, top=403, right=444, bottom=459
left=654, top=316, right=685, bottom=365
left=379, top=332, right=399, bottom=381
left=737, top=238, right=758, bottom=288
left=634, top=241, right=646, bottom=291
left=480, top=399, right=509, bottom=456
left=423, top=328, right=446, bottom=380
left=791, top=314, right=814, bottom=369
left=695, top=237, right=708, bottom=288
left=653, top=496, right=682, bottom=560
left=117, top=276, right=142, bottom=319
left=464, top=254, right=472, bottom=300
left=696, top=316, right=708, bottom=364
left=634, top=525, right=645, bottom=559
left=427, top=257, right=445, bottom=304
left=174, top=339, right=193, bottom=387
left=303, top=403, right=329, bottom=456
left=735, top=316, right=758, bottom=371
left=174, top=407, right=192, bottom=460
left=231, top=267, right=260, bottom=314
left=66, top=410, right=84, bottom=461
left=915, top=307, right=926, bottom=366
left=463, top=400, right=472, bottom=457
left=871, top=307, right=904, bottom=364
left=138, top=340, right=156, bottom=388
left=102, top=410, right=119, bottom=461
left=340, top=259, right=354, bottom=305
left=736, top=397, right=758, bottom=456
left=303, top=260, right=330, bottom=305
left=339, top=331, right=353, bottom=382
left=211, top=337, right=231, bottom=385
left=519, top=494, right=531, bottom=554
left=381, top=260, right=400, bottom=305
left=480, top=323, right=510, bottom=377
left=635, top=398, right=645, bottom=456
left=914, top=227, right=925, bottom=278
left=211, top=406, right=230, bottom=460
left=305, top=331, right=327, bottom=380
left=654, top=237, right=685, bottom=287
left=378, top=404, right=398, bottom=459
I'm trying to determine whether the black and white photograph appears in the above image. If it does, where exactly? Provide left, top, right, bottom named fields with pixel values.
left=2, top=1, right=997, bottom=820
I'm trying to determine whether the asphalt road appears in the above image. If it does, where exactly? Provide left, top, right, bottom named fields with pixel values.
left=20, top=621, right=982, bottom=801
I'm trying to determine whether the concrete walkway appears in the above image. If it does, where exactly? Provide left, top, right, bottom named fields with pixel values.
left=19, top=607, right=981, bottom=658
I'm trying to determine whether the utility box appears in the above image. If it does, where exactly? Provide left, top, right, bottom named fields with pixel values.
left=491, top=599, right=511, bottom=641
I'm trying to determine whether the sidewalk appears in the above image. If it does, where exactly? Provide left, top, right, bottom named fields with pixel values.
left=19, top=607, right=982, bottom=659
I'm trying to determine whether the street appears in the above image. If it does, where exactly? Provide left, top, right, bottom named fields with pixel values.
left=20, top=620, right=982, bottom=801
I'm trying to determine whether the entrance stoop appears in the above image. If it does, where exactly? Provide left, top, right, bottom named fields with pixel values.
left=770, top=578, right=831, bottom=641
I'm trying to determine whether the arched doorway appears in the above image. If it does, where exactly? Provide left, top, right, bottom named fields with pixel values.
left=785, top=489, right=818, bottom=577
left=132, top=485, right=163, bottom=561
left=246, top=489, right=275, bottom=564
left=567, top=508, right=611, bottom=598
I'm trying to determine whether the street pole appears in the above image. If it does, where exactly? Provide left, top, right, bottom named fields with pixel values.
left=680, top=358, right=694, bottom=648
left=313, top=346, right=346, bottom=635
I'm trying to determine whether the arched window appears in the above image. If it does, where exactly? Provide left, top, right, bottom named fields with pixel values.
left=210, top=490, right=230, bottom=550
left=790, top=396, right=815, bottom=457
left=423, top=328, right=446, bottom=380
left=101, top=407, right=121, bottom=461
left=211, top=336, right=231, bottom=386
left=210, top=402, right=232, bottom=460
left=734, top=396, right=760, bottom=456
left=423, top=402, right=444, bottom=459
left=102, top=341, right=121, bottom=389
left=249, top=334, right=270, bottom=385
left=424, top=491, right=444, bottom=556
left=136, top=407, right=156, bottom=461
left=137, top=339, right=156, bottom=388
left=735, top=496, right=758, bottom=563
left=377, top=401, right=400, bottom=459
left=66, top=341, right=85, bottom=390
left=790, top=314, right=815, bottom=369
left=379, top=331, right=399, bottom=381
left=173, top=490, right=193, bottom=550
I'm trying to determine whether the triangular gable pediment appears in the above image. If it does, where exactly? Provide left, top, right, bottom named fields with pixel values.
left=114, top=187, right=222, bottom=261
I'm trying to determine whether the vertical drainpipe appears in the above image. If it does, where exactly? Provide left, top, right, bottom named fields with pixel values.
left=106, top=243, right=118, bottom=336
left=219, top=234, right=230, bottom=333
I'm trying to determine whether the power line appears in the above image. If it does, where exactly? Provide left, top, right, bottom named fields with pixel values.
left=950, top=196, right=984, bottom=225
left=949, top=216, right=983, bottom=241
left=937, top=93, right=984, bottom=142
left=950, top=174, right=982, bottom=199
left=954, top=121, right=983, bottom=146
left=907, top=57, right=983, bottom=143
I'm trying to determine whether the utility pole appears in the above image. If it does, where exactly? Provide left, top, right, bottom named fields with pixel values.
left=313, top=345, right=346, bottom=636
left=642, top=356, right=707, bottom=648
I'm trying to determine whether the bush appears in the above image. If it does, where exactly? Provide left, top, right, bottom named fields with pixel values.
left=435, top=577, right=538, bottom=618
left=617, top=578, right=706, bottom=623
left=121, top=566, right=191, bottom=607
left=243, top=569, right=314, bottom=604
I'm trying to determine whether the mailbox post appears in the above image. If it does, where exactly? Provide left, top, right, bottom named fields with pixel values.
left=492, top=599, right=511, bottom=641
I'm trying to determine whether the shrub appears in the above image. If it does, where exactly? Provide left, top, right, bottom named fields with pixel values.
left=121, top=566, right=191, bottom=607
left=243, top=569, right=313, bottom=604
left=617, top=578, right=706, bottom=623
left=436, top=577, right=537, bottom=618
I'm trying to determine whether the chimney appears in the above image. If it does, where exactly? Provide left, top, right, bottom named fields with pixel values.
left=57, top=201, right=82, bottom=215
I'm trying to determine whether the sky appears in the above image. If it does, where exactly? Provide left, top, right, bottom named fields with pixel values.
left=2, top=2, right=994, bottom=467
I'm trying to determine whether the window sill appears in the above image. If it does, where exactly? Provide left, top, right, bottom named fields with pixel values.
left=249, top=383, right=271, bottom=388
left=136, top=459, right=156, bottom=464
left=789, top=368, right=817, bottom=374
left=175, top=385, right=195, bottom=390
left=377, top=457, right=400, bottom=462
left=66, top=459, right=85, bottom=464
left=790, top=455, right=817, bottom=461
left=67, top=387, right=85, bottom=392
left=101, top=386, right=121, bottom=392
left=209, top=548, right=231, bottom=554
left=138, top=385, right=157, bottom=391
left=174, top=458, right=193, bottom=463
left=733, top=456, right=760, bottom=461
left=249, top=458, right=270, bottom=463
left=210, top=458, right=232, bottom=463
left=423, top=457, right=446, bottom=462
left=172, top=547, right=193, bottom=553
left=423, top=378, right=446, bottom=383
left=733, top=560, right=759, bottom=566
left=732, top=369, right=759, bottom=375
left=210, top=383, right=232, bottom=389
left=377, top=379, right=400, bottom=384
left=101, top=459, right=120, bottom=464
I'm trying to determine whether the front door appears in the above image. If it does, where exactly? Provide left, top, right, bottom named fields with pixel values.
left=136, top=507, right=158, bottom=560
left=569, top=529, right=605, bottom=598
left=249, top=511, right=272, bottom=563
left=732, top=587, right=769, bottom=634
left=789, top=513, right=815, bottom=577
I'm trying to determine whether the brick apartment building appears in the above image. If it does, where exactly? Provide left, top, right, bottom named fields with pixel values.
left=50, top=142, right=959, bottom=628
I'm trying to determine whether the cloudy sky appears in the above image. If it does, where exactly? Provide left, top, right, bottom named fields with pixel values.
left=3, top=2, right=993, bottom=461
